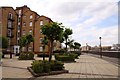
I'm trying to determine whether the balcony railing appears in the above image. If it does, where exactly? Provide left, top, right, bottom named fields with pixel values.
left=8, top=16, right=15, bottom=21
left=7, top=34, right=14, bottom=38
left=7, top=24, right=14, bottom=29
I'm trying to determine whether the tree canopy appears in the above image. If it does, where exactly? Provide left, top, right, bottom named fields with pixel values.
left=0, top=36, right=8, bottom=49
left=63, top=28, right=73, bottom=51
left=41, top=22, right=64, bottom=61
left=19, top=34, right=34, bottom=51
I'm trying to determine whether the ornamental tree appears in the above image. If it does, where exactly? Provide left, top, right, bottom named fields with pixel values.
left=41, top=22, right=64, bottom=62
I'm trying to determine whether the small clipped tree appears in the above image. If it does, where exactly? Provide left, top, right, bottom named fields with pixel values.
left=63, top=28, right=72, bottom=52
left=68, top=39, right=74, bottom=51
left=42, top=36, right=48, bottom=60
left=42, top=22, right=64, bottom=62
left=74, top=42, right=81, bottom=51
left=0, top=36, right=8, bottom=58
left=0, top=36, right=8, bottom=49
left=19, top=34, right=34, bottom=52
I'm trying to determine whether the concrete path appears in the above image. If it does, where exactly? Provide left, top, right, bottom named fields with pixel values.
left=2, top=54, right=119, bottom=79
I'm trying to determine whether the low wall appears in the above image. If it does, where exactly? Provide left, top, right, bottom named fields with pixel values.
left=82, top=51, right=119, bottom=58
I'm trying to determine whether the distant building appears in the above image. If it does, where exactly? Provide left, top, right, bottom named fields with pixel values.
left=81, top=45, right=91, bottom=51
left=112, top=44, right=120, bottom=51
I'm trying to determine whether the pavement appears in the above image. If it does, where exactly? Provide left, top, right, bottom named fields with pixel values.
left=2, top=53, right=119, bottom=79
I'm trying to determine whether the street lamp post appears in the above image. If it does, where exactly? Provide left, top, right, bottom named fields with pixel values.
left=99, top=37, right=102, bottom=58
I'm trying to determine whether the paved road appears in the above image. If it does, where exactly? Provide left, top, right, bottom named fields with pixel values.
left=2, top=54, right=119, bottom=79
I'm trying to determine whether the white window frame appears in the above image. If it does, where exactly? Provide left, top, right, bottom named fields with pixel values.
left=40, top=38, right=43, bottom=43
left=30, top=15, right=33, bottom=19
left=9, top=13, right=13, bottom=19
left=22, top=30, right=25, bottom=35
left=40, top=46, right=43, bottom=52
left=29, top=30, right=32, bottom=34
left=29, top=22, right=32, bottom=26
left=8, top=21, right=12, bottom=28
left=19, top=10, right=22, bottom=14
left=40, top=20, right=43, bottom=26
left=40, top=30, right=42, bottom=34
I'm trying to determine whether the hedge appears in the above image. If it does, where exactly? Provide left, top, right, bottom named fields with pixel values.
left=55, top=54, right=75, bottom=62
left=19, top=52, right=34, bottom=60
left=31, top=60, right=64, bottom=73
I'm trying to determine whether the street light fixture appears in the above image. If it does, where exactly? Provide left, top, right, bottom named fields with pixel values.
left=99, top=37, right=102, bottom=58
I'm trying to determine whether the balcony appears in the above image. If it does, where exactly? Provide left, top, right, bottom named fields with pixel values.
left=7, top=34, right=14, bottom=38
left=7, top=24, right=14, bottom=29
left=8, top=16, right=15, bottom=21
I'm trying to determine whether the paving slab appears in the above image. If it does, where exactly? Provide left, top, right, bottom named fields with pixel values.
left=2, top=54, right=119, bottom=79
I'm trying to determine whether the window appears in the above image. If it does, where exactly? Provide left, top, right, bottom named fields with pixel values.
left=29, top=22, right=32, bottom=26
left=18, top=18, right=21, bottom=22
left=40, top=20, right=43, bottom=26
left=19, top=10, right=22, bottom=14
left=22, top=30, right=25, bottom=35
left=29, top=30, right=32, bottom=34
left=40, top=38, right=43, bottom=43
left=40, top=30, right=42, bottom=34
left=8, top=13, right=13, bottom=19
left=40, top=46, right=43, bottom=52
left=8, top=29, right=11, bottom=36
left=23, top=22, right=26, bottom=26
left=28, top=47, right=32, bottom=52
left=30, top=15, right=33, bottom=19
left=8, top=21, right=12, bottom=28
left=22, top=47, right=26, bottom=52
left=18, top=25, right=20, bottom=30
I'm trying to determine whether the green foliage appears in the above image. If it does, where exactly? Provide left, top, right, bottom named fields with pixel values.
left=50, top=60, right=64, bottom=71
left=0, top=36, right=8, bottom=49
left=69, top=54, right=78, bottom=59
left=41, top=22, right=64, bottom=61
left=19, top=34, right=34, bottom=51
left=19, top=52, right=34, bottom=60
left=37, top=53, right=49, bottom=57
left=63, top=28, right=73, bottom=51
left=31, top=60, right=64, bottom=73
left=31, top=60, right=44, bottom=73
left=41, top=22, right=64, bottom=41
left=55, top=54, right=75, bottom=62
left=74, top=42, right=81, bottom=49
left=42, top=60, right=51, bottom=73
left=41, top=37, right=48, bottom=60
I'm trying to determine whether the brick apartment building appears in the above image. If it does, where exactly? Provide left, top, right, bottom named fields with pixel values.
left=0, top=5, right=61, bottom=54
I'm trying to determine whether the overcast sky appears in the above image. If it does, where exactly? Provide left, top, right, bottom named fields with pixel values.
left=0, top=0, right=119, bottom=47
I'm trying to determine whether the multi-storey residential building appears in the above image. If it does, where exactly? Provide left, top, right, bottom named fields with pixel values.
left=0, top=5, right=61, bottom=54
left=0, top=7, right=17, bottom=53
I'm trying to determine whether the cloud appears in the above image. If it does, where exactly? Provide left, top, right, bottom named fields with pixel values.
left=0, top=0, right=118, bottom=47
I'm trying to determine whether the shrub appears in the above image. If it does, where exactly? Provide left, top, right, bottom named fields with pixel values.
left=37, top=53, right=49, bottom=57
left=31, top=60, right=43, bottom=73
left=55, top=54, right=75, bottom=62
left=50, top=60, right=64, bottom=71
left=42, top=60, right=51, bottom=73
left=70, top=51, right=81, bottom=56
left=31, top=60, right=64, bottom=73
left=69, top=53, right=78, bottom=59
left=19, top=52, right=34, bottom=60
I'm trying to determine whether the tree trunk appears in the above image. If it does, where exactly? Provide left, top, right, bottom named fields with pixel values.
left=49, top=40, right=53, bottom=62
left=65, top=39, right=67, bottom=52
left=26, top=45, right=28, bottom=52
left=43, top=46, right=45, bottom=61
